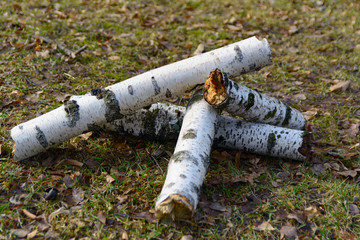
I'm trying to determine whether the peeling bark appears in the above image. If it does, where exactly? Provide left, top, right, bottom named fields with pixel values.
left=11, top=36, right=272, bottom=161
left=103, top=103, right=310, bottom=161
left=203, top=69, right=306, bottom=130
left=155, top=94, right=219, bottom=221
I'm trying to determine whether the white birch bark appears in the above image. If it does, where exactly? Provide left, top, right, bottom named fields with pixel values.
left=102, top=103, right=310, bottom=161
left=203, top=69, right=306, bottom=130
left=155, top=95, right=219, bottom=220
left=11, top=36, right=272, bottom=161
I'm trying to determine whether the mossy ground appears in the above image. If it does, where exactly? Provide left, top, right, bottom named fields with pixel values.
left=1, top=0, right=359, bottom=239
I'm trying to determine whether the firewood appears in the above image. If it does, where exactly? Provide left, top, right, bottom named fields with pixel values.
left=11, top=36, right=272, bottom=161
left=155, top=92, right=219, bottom=220
left=203, top=69, right=306, bottom=130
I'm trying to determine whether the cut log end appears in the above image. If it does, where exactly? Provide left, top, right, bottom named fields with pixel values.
left=155, top=194, right=194, bottom=221
left=204, top=69, right=227, bottom=105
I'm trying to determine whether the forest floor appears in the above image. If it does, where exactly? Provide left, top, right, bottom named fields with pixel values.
left=1, top=0, right=360, bottom=239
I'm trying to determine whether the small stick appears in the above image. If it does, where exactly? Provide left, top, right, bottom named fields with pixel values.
left=203, top=69, right=306, bottom=130
left=41, top=36, right=87, bottom=58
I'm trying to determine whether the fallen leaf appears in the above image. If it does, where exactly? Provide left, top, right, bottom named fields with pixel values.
left=65, top=159, right=83, bottom=167
left=108, top=55, right=120, bottom=60
left=98, top=211, right=106, bottom=224
left=349, top=204, right=359, bottom=215
left=280, top=225, right=298, bottom=239
left=122, top=231, right=129, bottom=240
left=337, top=170, right=357, bottom=178
left=106, top=175, right=115, bottom=183
left=181, top=236, right=193, bottom=240
left=22, top=209, right=37, bottom=220
left=209, top=202, right=227, bottom=212
left=287, top=213, right=305, bottom=224
left=256, top=221, right=275, bottom=231
left=44, top=230, right=59, bottom=239
left=330, top=80, right=351, bottom=92
left=79, top=132, right=93, bottom=140
left=85, top=158, right=99, bottom=168
left=293, top=93, right=306, bottom=100
left=304, top=206, right=320, bottom=219
left=192, top=43, right=205, bottom=56
left=9, top=229, right=29, bottom=238
left=132, top=211, right=157, bottom=223
left=49, top=207, right=70, bottom=222
left=36, top=50, right=50, bottom=59
left=116, top=195, right=128, bottom=204
left=310, top=163, right=326, bottom=176
left=27, top=229, right=38, bottom=239
left=64, top=174, right=75, bottom=188
left=72, top=188, right=85, bottom=205
left=302, top=109, right=318, bottom=121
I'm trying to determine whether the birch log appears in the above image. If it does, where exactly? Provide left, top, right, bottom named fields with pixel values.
left=155, top=94, right=219, bottom=220
left=102, top=102, right=310, bottom=161
left=203, top=69, right=306, bottom=130
left=11, top=36, right=272, bottom=161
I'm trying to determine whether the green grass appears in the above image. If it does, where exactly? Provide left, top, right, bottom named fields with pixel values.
left=1, top=0, right=360, bottom=239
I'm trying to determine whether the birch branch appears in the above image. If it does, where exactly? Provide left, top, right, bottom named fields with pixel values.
left=11, top=36, right=272, bottom=161
left=41, top=36, right=87, bottom=58
left=102, top=103, right=310, bottom=161
left=155, top=93, right=219, bottom=221
left=203, top=69, right=306, bottom=130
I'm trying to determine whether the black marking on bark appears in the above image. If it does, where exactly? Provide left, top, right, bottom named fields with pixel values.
left=233, top=82, right=239, bottom=91
left=19, top=125, right=23, bottom=130
left=183, top=129, right=197, bottom=139
left=180, top=174, right=187, bottom=179
left=151, top=76, right=161, bottom=95
left=64, top=100, right=80, bottom=127
left=87, top=124, right=103, bottom=134
left=35, top=126, right=48, bottom=148
left=267, top=133, right=276, bottom=154
left=128, top=85, right=134, bottom=95
left=172, top=150, right=199, bottom=167
left=264, top=108, right=277, bottom=120
left=245, top=93, right=255, bottom=110
left=166, top=182, right=175, bottom=188
left=282, top=104, right=292, bottom=126
left=98, top=89, right=123, bottom=122
left=249, top=63, right=256, bottom=71
left=90, top=88, right=102, bottom=97
left=190, top=182, right=201, bottom=195
left=165, top=88, right=172, bottom=98
left=234, top=45, right=243, bottom=63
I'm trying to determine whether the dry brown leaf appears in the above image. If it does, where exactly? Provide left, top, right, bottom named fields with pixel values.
left=22, top=209, right=37, bottom=220
left=9, top=229, right=29, bottom=238
left=65, top=159, right=84, bottom=167
left=98, top=211, right=106, bottom=224
left=27, top=229, right=38, bottom=239
left=349, top=204, right=359, bottom=215
left=330, top=80, right=351, bottom=92
left=256, top=221, right=275, bottom=231
left=303, top=109, right=318, bottom=120
left=280, top=225, right=298, bottom=239
left=304, top=206, right=320, bottom=219
left=108, top=55, right=120, bottom=60
left=36, top=50, right=50, bottom=58
left=293, top=93, right=306, bottom=100
left=132, top=211, right=157, bottom=223
left=121, top=231, right=129, bottom=240
left=106, top=175, right=115, bottom=183
left=337, top=170, right=357, bottom=178
left=64, top=174, right=75, bottom=188
left=181, top=236, right=193, bottom=240
left=79, top=132, right=93, bottom=140
left=192, top=43, right=204, bottom=56
left=116, top=195, right=128, bottom=204
left=287, top=213, right=305, bottom=224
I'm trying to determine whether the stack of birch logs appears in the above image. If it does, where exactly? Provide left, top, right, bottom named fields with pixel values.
left=11, top=36, right=310, bottom=221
